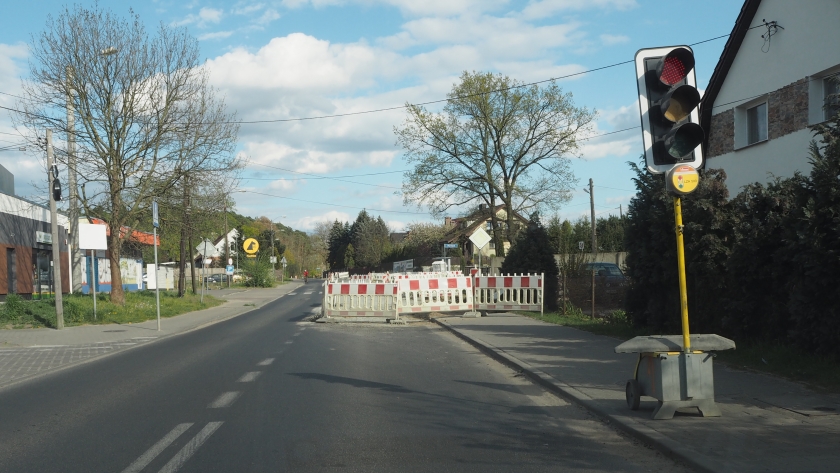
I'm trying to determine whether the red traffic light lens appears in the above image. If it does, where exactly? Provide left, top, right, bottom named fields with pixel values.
left=660, top=56, right=685, bottom=86
left=656, top=48, right=695, bottom=87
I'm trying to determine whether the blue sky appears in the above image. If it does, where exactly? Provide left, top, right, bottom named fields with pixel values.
left=0, top=0, right=745, bottom=232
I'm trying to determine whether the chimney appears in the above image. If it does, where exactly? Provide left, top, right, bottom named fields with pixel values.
left=445, top=216, right=452, bottom=227
left=478, top=204, right=486, bottom=211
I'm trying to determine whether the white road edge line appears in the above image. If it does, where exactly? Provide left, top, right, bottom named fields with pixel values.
left=120, top=423, right=193, bottom=473
left=208, top=391, right=241, bottom=408
left=156, top=421, right=223, bottom=473
left=237, top=371, right=262, bottom=383
left=257, top=358, right=275, bottom=366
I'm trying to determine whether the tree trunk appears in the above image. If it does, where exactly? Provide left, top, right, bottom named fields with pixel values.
left=107, top=230, right=125, bottom=305
left=189, top=233, right=196, bottom=294
left=178, top=178, right=189, bottom=297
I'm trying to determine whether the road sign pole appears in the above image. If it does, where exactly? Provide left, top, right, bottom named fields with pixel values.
left=152, top=200, right=161, bottom=331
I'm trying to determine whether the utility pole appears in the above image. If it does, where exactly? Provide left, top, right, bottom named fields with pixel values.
left=66, top=67, right=81, bottom=294
left=47, top=130, right=65, bottom=329
left=586, top=178, right=596, bottom=318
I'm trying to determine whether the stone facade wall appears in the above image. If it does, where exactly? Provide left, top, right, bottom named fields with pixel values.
left=706, top=108, right=734, bottom=158
left=768, top=78, right=810, bottom=139
left=706, top=78, right=810, bottom=159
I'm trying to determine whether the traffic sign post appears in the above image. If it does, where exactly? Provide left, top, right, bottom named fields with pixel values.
left=152, top=200, right=160, bottom=331
left=280, top=256, right=287, bottom=282
left=196, top=238, right=215, bottom=303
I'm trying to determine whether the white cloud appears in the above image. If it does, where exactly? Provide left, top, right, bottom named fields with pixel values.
left=233, top=3, right=266, bottom=15
left=255, top=9, right=281, bottom=25
left=198, top=31, right=235, bottom=41
left=297, top=210, right=352, bottom=230
left=172, top=7, right=225, bottom=28
left=600, top=34, right=629, bottom=46
left=521, top=0, right=638, bottom=20
left=281, top=0, right=507, bottom=17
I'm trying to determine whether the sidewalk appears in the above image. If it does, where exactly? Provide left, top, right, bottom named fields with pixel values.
left=0, top=283, right=302, bottom=388
left=436, top=313, right=840, bottom=473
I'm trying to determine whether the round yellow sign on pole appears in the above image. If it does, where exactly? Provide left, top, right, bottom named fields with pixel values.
left=666, top=165, right=700, bottom=196
left=243, top=238, right=259, bottom=255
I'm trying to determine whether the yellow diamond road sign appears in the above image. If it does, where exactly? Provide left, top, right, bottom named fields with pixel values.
left=243, top=238, right=259, bottom=255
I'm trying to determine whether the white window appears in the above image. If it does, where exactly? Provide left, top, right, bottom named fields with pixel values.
left=824, top=74, right=839, bottom=120
left=746, top=102, right=768, bottom=145
left=808, top=66, right=840, bottom=125
left=489, top=242, right=496, bottom=250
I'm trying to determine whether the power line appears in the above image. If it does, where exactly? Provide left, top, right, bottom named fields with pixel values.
left=236, top=189, right=429, bottom=215
left=0, top=28, right=743, bottom=128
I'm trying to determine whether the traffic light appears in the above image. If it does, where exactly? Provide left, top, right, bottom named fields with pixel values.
left=635, top=46, right=704, bottom=174
left=50, top=164, right=62, bottom=201
left=52, top=178, right=62, bottom=201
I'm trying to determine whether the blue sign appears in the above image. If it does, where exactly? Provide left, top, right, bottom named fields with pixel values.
left=225, top=265, right=234, bottom=275
left=443, top=243, right=458, bottom=249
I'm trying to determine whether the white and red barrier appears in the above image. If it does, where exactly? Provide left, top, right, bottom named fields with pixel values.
left=397, top=277, right=473, bottom=314
left=321, top=272, right=544, bottom=320
left=474, top=274, right=544, bottom=314
left=323, top=282, right=398, bottom=319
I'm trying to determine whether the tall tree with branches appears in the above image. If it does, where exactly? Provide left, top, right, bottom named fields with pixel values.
left=15, top=5, right=239, bottom=304
left=396, top=71, right=595, bottom=254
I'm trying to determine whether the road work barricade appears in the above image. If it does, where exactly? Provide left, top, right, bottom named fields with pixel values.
left=397, top=276, right=473, bottom=315
left=474, top=273, right=544, bottom=315
left=322, top=282, right=399, bottom=321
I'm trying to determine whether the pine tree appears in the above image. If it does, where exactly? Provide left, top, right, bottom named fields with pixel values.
left=501, top=213, right=560, bottom=311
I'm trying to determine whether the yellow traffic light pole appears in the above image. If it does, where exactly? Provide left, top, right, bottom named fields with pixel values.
left=673, top=196, right=691, bottom=352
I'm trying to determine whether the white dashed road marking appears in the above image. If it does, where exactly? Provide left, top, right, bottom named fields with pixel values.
left=237, top=372, right=261, bottom=383
left=257, top=358, right=275, bottom=366
left=157, top=422, right=223, bottom=473
left=208, top=391, right=241, bottom=408
left=121, top=423, right=193, bottom=473
left=304, top=291, right=313, bottom=295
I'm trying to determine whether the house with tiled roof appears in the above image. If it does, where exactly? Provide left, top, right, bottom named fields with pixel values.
left=443, top=204, right=528, bottom=263
left=700, top=0, right=840, bottom=195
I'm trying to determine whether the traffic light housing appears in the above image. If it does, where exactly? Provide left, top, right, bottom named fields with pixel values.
left=52, top=178, right=62, bottom=201
left=635, top=46, right=704, bottom=174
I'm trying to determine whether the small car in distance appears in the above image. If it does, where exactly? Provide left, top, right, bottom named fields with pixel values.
left=579, top=263, right=627, bottom=292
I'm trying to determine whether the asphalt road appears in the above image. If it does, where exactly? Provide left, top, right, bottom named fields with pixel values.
left=0, top=287, right=690, bottom=472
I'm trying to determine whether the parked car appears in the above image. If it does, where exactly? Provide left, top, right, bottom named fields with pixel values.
left=579, top=263, right=627, bottom=292
left=204, top=274, right=230, bottom=284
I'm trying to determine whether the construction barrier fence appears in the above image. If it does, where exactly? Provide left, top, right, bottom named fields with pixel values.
left=321, top=272, right=543, bottom=320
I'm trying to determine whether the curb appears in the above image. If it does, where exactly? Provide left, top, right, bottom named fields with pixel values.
left=433, top=317, right=724, bottom=473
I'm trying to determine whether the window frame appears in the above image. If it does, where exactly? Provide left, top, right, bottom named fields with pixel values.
left=746, top=102, right=768, bottom=146
left=734, top=96, right=769, bottom=150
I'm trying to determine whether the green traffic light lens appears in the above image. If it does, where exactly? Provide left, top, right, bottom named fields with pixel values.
left=667, top=123, right=704, bottom=159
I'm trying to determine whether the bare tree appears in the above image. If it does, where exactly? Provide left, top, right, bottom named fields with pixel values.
left=15, top=5, right=239, bottom=304
left=396, top=71, right=595, bottom=254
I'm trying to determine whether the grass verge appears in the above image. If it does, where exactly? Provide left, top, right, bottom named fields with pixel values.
left=517, top=306, right=840, bottom=393
left=1, top=291, right=224, bottom=329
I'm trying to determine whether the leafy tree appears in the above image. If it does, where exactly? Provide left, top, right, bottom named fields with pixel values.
left=784, top=110, right=840, bottom=356
left=624, top=158, right=732, bottom=333
left=327, top=220, right=350, bottom=271
left=596, top=215, right=626, bottom=252
left=15, top=5, right=239, bottom=304
left=397, top=71, right=595, bottom=255
left=501, top=213, right=560, bottom=311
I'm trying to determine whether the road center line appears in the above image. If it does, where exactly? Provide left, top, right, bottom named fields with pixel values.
left=120, top=423, right=193, bottom=473
left=257, top=358, right=275, bottom=366
left=237, top=371, right=262, bottom=383
left=157, top=421, right=223, bottom=473
left=208, top=392, right=241, bottom=408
